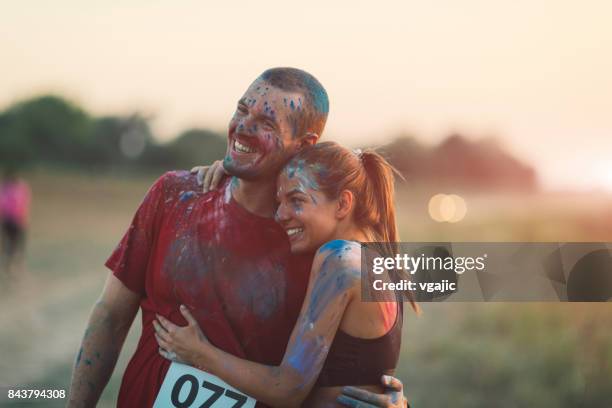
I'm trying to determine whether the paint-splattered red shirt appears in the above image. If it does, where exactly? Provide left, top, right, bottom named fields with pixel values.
left=106, top=171, right=311, bottom=408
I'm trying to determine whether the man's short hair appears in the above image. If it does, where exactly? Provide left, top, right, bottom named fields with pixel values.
left=258, top=67, right=329, bottom=138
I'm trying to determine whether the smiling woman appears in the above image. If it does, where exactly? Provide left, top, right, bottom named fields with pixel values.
left=154, top=141, right=416, bottom=407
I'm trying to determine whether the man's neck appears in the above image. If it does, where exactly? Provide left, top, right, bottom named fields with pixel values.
left=230, top=177, right=277, bottom=218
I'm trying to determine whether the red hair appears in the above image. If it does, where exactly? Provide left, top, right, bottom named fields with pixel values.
left=287, top=141, right=418, bottom=312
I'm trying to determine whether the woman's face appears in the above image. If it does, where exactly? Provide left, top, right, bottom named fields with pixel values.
left=276, top=163, right=339, bottom=254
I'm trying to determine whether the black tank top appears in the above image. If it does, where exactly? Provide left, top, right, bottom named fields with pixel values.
left=315, top=302, right=403, bottom=386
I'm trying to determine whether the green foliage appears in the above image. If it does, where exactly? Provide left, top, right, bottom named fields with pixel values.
left=0, top=95, right=227, bottom=171
left=91, top=114, right=155, bottom=166
left=0, top=95, right=93, bottom=166
left=162, top=128, right=227, bottom=169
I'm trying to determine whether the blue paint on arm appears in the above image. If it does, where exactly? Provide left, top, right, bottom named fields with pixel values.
left=286, top=335, right=327, bottom=379
left=278, top=241, right=360, bottom=398
left=307, top=240, right=360, bottom=322
left=75, top=347, right=83, bottom=367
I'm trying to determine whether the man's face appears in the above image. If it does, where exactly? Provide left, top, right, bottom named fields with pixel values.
left=223, top=79, right=305, bottom=181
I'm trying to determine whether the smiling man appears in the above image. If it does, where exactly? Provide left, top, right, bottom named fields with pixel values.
left=68, top=68, right=407, bottom=408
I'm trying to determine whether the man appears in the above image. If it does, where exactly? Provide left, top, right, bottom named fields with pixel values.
left=68, top=68, right=408, bottom=407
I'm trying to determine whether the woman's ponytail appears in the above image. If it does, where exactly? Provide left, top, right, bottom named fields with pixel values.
left=360, top=151, right=420, bottom=313
left=359, top=151, right=399, bottom=243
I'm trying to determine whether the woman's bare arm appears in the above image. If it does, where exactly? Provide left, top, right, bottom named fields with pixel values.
left=155, top=240, right=361, bottom=407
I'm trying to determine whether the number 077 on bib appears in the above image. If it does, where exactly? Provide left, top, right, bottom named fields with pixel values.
left=153, top=362, right=257, bottom=408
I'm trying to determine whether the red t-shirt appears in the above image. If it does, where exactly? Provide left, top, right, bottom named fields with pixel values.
left=106, top=171, right=311, bottom=408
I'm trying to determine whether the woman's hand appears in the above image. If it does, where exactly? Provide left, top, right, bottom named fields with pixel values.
left=190, top=160, right=228, bottom=192
left=153, top=305, right=211, bottom=368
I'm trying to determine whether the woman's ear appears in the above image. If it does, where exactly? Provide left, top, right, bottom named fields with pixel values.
left=336, top=189, right=354, bottom=219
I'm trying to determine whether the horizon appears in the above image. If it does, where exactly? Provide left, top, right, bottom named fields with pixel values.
left=2, top=0, right=611, bottom=191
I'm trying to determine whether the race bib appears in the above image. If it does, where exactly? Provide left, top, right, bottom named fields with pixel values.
left=153, top=362, right=257, bottom=408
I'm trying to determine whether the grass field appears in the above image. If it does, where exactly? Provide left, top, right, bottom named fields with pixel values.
left=0, top=169, right=610, bottom=407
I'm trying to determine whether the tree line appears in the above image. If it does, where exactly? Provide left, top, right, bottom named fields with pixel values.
left=0, top=94, right=536, bottom=191
left=0, top=95, right=226, bottom=172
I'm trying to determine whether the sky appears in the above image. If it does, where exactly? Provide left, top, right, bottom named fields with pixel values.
left=1, top=0, right=611, bottom=191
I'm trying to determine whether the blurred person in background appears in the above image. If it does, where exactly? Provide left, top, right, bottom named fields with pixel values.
left=0, top=168, right=31, bottom=279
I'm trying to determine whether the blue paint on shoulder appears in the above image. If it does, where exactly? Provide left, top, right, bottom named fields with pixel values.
left=179, top=191, right=196, bottom=202
left=166, top=170, right=191, bottom=181
left=317, top=240, right=361, bottom=273
left=318, top=239, right=356, bottom=255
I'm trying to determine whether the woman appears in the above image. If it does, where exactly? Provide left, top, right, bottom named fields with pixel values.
left=153, top=141, right=417, bottom=407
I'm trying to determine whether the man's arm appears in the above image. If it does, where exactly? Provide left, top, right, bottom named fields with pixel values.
left=67, top=274, right=141, bottom=408
left=338, top=375, right=409, bottom=408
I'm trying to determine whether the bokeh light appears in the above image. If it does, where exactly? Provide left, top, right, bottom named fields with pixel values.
left=429, top=193, right=467, bottom=223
